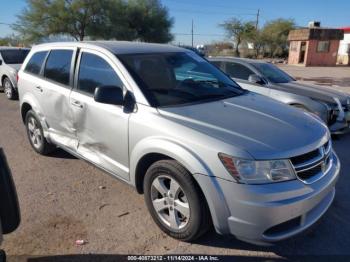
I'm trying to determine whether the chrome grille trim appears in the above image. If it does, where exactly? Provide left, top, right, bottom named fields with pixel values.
left=291, top=140, right=332, bottom=184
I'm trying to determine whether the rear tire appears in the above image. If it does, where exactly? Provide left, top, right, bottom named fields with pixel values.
left=144, top=160, right=211, bottom=241
left=3, top=77, right=17, bottom=100
left=25, top=110, right=56, bottom=155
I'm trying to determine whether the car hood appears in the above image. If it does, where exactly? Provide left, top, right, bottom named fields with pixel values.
left=158, top=92, right=328, bottom=160
left=6, top=64, right=21, bottom=71
left=272, top=81, right=349, bottom=105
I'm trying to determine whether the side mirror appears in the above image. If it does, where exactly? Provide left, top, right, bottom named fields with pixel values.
left=0, top=148, right=20, bottom=235
left=94, top=85, right=124, bottom=106
left=248, top=74, right=265, bottom=85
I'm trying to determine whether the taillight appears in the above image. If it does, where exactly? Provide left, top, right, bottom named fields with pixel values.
left=16, top=74, right=19, bottom=83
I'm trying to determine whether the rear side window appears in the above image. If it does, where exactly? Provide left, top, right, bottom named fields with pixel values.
left=210, top=61, right=223, bottom=69
left=25, top=51, right=48, bottom=75
left=77, top=52, right=122, bottom=95
left=44, top=50, right=73, bottom=86
left=0, top=49, right=30, bottom=64
left=225, top=62, right=254, bottom=80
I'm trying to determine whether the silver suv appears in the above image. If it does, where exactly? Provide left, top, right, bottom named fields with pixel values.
left=0, top=47, right=30, bottom=100
left=18, top=42, right=340, bottom=245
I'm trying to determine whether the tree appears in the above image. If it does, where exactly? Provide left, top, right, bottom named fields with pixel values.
left=220, top=18, right=256, bottom=57
left=260, top=19, right=296, bottom=57
left=90, top=0, right=173, bottom=43
left=13, top=0, right=174, bottom=44
left=13, top=0, right=107, bottom=42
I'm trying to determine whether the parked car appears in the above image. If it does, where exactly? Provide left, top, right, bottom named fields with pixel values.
left=19, top=42, right=340, bottom=245
left=0, top=47, right=30, bottom=100
left=0, top=148, right=21, bottom=262
left=209, top=57, right=350, bottom=134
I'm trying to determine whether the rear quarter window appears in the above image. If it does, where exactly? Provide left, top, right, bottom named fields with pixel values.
left=24, top=51, right=48, bottom=75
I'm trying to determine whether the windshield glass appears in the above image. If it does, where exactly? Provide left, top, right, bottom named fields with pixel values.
left=118, top=52, right=245, bottom=107
left=0, top=49, right=30, bottom=64
left=252, top=63, right=294, bottom=84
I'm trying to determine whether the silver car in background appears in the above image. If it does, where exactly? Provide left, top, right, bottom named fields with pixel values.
left=0, top=47, right=30, bottom=100
left=209, top=57, right=350, bottom=134
left=18, top=42, right=340, bottom=245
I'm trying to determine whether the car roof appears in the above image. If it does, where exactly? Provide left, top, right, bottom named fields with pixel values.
left=209, top=56, right=267, bottom=64
left=30, top=41, right=185, bottom=55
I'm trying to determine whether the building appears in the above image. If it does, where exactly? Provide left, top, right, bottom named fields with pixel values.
left=287, top=22, right=344, bottom=66
left=337, top=27, right=350, bottom=65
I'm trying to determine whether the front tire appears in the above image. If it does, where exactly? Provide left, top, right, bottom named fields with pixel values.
left=25, top=110, right=56, bottom=155
left=3, top=77, right=17, bottom=100
left=144, top=160, right=211, bottom=241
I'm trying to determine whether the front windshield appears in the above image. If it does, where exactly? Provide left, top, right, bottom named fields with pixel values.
left=252, top=63, right=295, bottom=84
left=118, top=52, right=245, bottom=107
left=0, top=49, right=30, bottom=64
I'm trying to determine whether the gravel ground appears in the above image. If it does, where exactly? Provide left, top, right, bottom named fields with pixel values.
left=0, top=73, right=350, bottom=260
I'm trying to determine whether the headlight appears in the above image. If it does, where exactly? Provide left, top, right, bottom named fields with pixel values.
left=218, top=153, right=296, bottom=184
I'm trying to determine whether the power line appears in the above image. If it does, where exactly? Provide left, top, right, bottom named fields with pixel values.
left=174, top=33, right=226, bottom=37
left=162, top=0, right=257, bottom=11
left=171, top=9, right=256, bottom=16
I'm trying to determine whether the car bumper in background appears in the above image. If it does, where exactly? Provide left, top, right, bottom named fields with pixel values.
left=194, top=152, right=340, bottom=245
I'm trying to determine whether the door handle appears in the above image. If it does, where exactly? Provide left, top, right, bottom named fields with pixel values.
left=36, top=86, right=43, bottom=92
left=71, top=100, right=83, bottom=109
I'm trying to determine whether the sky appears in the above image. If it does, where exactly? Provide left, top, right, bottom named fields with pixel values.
left=1, top=0, right=350, bottom=46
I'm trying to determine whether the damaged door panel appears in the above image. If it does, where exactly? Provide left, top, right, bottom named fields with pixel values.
left=41, top=48, right=78, bottom=150
left=70, top=49, right=130, bottom=180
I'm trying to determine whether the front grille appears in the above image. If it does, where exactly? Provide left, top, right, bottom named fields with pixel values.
left=290, top=140, right=332, bottom=183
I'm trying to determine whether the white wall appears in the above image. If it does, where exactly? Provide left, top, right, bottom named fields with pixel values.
left=339, top=33, right=350, bottom=55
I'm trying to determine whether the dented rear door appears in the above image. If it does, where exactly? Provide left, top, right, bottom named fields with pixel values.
left=40, top=47, right=78, bottom=150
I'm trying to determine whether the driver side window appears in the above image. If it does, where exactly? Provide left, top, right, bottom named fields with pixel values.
left=225, top=62, right=254, bottom=81
left=77, top=52, right=123, bottom=95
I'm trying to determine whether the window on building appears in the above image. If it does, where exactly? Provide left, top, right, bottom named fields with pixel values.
left=317, top=41, right=330, bottom=53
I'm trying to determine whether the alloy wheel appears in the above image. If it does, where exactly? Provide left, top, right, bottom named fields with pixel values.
left=151, top=175, right=190, bottom=230
left=27, top=116, right=43, bottom=150
left=4, top=80, right=12, bottom=99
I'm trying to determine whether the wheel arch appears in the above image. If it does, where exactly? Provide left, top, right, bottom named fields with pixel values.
left=130, top=138, right=211, bottom=194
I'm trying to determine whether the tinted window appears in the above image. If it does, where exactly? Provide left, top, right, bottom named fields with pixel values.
left=25, top=51, right=48, bottom=75
left=44, top=50, right=73, bottom=86
left=118, top=52, right=244, bottom=107
left=225, top=62, right=254, bottom=80
left=252, top=63, right=294, bottom=83
left=210, top=61, right=223, bottom=69
left=0, top=49, right=30, bottom=64
left=78, top=53, right=123, bottom=95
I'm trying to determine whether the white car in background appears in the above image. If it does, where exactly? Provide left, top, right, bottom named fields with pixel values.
left=0, top=47, right=30, bottom=100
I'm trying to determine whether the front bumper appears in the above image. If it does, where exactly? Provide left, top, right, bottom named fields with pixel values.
left=329, top=112, right=350, bottom=134
left=194, top=152, right=340, bottom=245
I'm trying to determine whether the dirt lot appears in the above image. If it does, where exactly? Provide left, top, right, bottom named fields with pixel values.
left=1, top=67, right=350, bottom=260
left=278, top=65, right=350, bottom=94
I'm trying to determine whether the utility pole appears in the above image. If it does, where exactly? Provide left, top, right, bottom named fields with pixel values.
left=255, top=9, right=260, bottom=30
left=191, top=19, right=194, bottom=47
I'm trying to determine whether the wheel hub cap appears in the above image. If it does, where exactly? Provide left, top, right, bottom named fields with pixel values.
left=151, top=175, right=190, bottom=230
